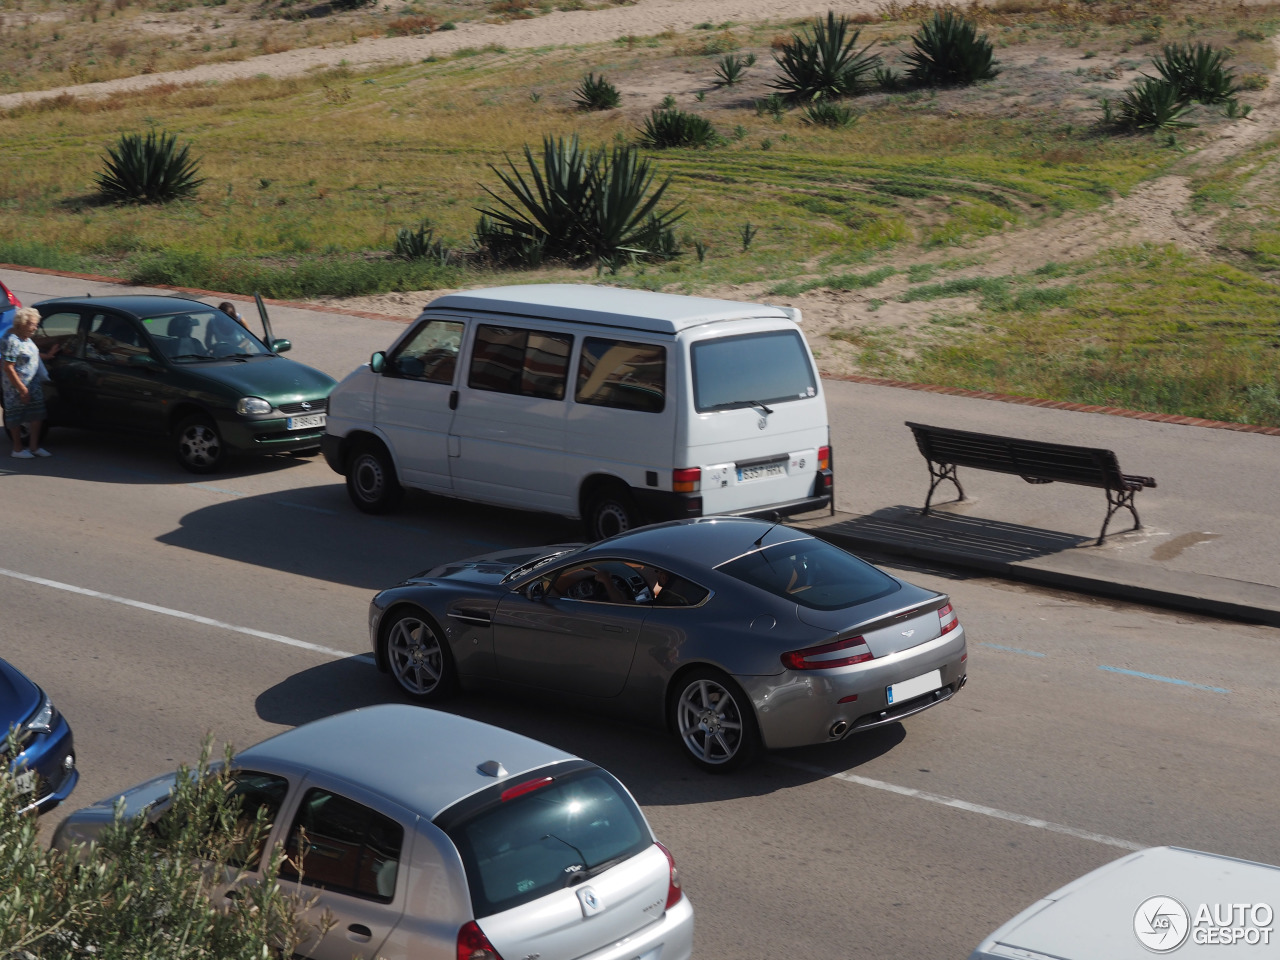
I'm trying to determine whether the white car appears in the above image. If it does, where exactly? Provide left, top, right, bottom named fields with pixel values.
left=53, top=705, right=693, bottom=960
left=971, top=846, right=1280, bottom=959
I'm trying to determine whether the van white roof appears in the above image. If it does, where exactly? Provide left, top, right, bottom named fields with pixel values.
left=426, top=284, right=796, bottom=335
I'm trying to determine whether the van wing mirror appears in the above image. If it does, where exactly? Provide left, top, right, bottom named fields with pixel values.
left=370, top=351, right=386, bottom=374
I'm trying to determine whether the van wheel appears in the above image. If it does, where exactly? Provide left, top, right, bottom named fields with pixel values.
left=346, top=441, right=402, bottom=514
left=585, top=485, right=641, bottom=540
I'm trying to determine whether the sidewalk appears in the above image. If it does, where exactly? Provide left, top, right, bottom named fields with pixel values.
left=797, top=378, right=1280, bottom=628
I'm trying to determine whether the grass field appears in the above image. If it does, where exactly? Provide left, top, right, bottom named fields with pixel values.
left=2, top=0, right=1280, bottom=425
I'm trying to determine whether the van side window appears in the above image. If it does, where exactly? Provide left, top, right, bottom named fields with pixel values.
left=468, top=325, right=571, bottom=401
left=281, top=787, right=404, bottom=903
left=575, top=338, right=666, bottom=413
left=388, top=319, right=464, bottom=384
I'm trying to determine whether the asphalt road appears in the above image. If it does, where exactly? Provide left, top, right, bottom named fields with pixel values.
left=4, top=269, right=1280, bottom=958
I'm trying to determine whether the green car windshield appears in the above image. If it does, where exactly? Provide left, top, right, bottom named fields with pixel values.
left=142, top=310, right=269, bottom=361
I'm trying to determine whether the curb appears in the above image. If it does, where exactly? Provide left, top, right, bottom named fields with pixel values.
left=803, top=520, right=1280, bottom=629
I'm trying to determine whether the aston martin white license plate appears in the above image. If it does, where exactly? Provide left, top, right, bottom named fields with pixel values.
left=887, top=669, right=941, bottom=705
left=286, top=413, right=326, bottom=430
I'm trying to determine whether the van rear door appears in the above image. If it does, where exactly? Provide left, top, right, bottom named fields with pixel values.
left=683, top=325, right=829, bottom=515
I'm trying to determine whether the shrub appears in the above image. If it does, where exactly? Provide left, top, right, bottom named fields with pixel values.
left=0, top=740, right=317, bottom=959
left=713, top=52, right=755, bottom=86
left=1107, top=76, right=1195, bottom=130
left=637, top=108, right=718, bottom=148
left=393, top=222, right=452, bottom=263
left=474, top=135, right=685, bottom=265
left=771, top=11, right=880, bottom=102
left=573, top=72, right=620, bottom=109
left=1151, top=42, right=1240, bottom=104
left=801, top=100, right=859, bottom=127
left=96, top=130, right=205, bottom=204
left=903, top=11, right=1000, bottom=86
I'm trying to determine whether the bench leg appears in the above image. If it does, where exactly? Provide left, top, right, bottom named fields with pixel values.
left=1099, top=487, right=1141, bottom=546
left=923, top=461, right=964, bottom=515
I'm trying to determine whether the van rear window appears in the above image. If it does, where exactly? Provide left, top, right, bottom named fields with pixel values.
left=691, top=330, right=817, bottom=413
left=438, top=766, right=650, bottom=918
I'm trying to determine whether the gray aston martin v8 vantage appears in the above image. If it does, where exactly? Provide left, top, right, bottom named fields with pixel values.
left=369, top=517, right=968, bottom=771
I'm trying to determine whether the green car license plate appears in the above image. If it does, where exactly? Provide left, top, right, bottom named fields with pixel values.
left=286, top=413, right=326, bottom=431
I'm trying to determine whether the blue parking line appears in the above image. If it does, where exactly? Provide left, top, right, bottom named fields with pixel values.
left=979, top=642, right=1046, bottom=658
left=1098, top=665, right=1228, bottom=694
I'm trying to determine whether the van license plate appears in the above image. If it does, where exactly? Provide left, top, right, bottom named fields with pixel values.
left=737, top=460, right=786, bottom=482
left=286, top=413, right=326, bottom=430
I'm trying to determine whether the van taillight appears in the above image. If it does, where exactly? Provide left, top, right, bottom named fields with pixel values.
left=939, top=602, right=959, bottom=635
left=655, top=841, right=684, bottom=910
left=673, top=467, right=701, bottom=493
left=817, top=445, right=830, bottom=471
left=457, top=921, right=504, bottom=960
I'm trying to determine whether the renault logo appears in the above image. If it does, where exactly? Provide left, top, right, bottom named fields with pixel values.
left=577, top=886, right=603, bottom=917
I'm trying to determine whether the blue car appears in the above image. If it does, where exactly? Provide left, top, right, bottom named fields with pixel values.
left=0, top=279, right=19, bottom=334
left=1, top=658, right=77, bottom=813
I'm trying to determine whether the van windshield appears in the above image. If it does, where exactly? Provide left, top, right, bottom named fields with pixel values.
left=691, top=330, right=817, bottom=413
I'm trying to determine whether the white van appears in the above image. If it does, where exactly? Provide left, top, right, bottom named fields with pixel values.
left=321, top=284, right=832, bottom=538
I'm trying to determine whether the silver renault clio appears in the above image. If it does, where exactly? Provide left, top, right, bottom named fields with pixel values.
left=52, top=705, right=693, bottom=960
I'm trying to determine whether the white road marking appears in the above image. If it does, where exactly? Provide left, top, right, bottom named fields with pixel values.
left=0, top=566, right=373, bottom=664
left=778, top=760, right=1143, bottom=851
left=0, top=565, right=1141, bottom=851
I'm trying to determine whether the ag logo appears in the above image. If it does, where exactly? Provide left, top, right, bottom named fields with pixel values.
left=1134, top=896, right=1190, bottom=952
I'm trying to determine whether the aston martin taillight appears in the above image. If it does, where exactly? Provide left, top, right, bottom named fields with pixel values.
left=781, top=635, right=874, bottom=670
left=939, top=602, right=959, bottom=636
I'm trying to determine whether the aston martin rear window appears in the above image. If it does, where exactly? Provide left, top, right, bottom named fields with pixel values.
left=718, top=539, right=899, bottom=610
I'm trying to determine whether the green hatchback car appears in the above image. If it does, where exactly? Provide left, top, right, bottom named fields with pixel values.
left=32, top=294, right=336, bottom=473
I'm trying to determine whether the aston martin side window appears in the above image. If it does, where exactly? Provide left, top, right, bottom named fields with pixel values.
left=281, top=788, right=404, bottom=902
left=388, top=319, right=464, bottom=384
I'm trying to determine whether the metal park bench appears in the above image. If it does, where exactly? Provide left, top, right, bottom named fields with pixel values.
left=905, top=421, right=1158, bottom=546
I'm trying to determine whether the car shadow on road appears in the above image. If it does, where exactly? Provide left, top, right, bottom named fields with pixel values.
left=255, top=657, right=908, bottom=804
left=156, top=485, right=581, bottom=590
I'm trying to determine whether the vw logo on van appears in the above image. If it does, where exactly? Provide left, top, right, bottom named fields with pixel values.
left=757, top=417, right=767, bottom=430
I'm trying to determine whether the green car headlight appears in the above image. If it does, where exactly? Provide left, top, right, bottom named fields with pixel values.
left=236, top=397, right=272, bottom=416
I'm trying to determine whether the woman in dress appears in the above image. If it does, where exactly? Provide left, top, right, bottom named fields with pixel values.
left=2, top=307, right=58, bottom=459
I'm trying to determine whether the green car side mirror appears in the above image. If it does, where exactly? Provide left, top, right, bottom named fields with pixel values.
left=370, top=351, right=386, bottom=374
left=270, top=338, right=292, bottom=354
left=129, top=354, right=159, bottom=368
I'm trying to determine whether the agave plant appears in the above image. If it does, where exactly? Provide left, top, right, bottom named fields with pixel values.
left=1111, top=76, right=1195, bottom=130
left=573, top=72, right=621, bottom=110
left=96, top=130, right=206, bottom=204
left=800, top=100, right=860, bottom=127
left=713, top=52, right=755, bottom=87
left=903, top=11, right=999, bottom=87
left=771, top=11, right=881, bottom=102
left=1151, top=42, right=1240, bottom=104
left=393, top=222, right=452, bottom=263
left=474, top=135, right=684, bottom=266
left=637, top=108, right=719, bottom=148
